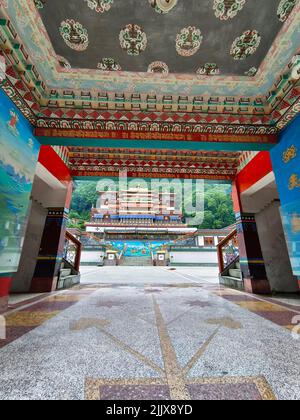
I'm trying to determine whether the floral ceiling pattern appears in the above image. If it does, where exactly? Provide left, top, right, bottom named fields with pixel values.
left=84, top=0, right=114, bottom=14
left=59, top=19, right=89, bottom=51
left=34, top=0, right=291, bottom=76
left=149, top=0, right=178, bottom=14
left=0, top=0, right=299, bottom=138
left=213, top=0, right=246, bottom=21
left=119, top=24, right=148, bottom=56
left=277, top=0, right=297, bottom=22
left=230, top=30, right=261, bottom=61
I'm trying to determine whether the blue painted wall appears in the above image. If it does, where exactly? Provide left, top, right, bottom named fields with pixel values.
left=271, top=115, right=300, bottom=277
left=108, top=240, right=170, bottom=257
left=0, top=89, right=40, bottom=275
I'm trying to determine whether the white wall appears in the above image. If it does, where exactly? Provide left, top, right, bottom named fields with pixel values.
left=81, top=250, right=105, bottom=264
left=81, top=249, right=218, bottom=266
left=197, top=236, right=204, bottom=247
left=170, top=250, right=218, bottom=265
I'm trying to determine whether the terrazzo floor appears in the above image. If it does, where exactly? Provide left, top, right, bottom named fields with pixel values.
left=0, top=267, right=299, bottom=400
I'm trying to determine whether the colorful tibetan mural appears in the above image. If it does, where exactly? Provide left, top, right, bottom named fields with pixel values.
left=0, top=88, right=40, bottom=276
left=109, top=240, right=170, bottom=258
left=271, top=114, right=300, bottom=277
left=281, top=200, right=300, bottom=277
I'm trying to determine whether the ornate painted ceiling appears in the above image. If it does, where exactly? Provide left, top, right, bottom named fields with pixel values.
left=36, top=0, right=283, bottom=76
left=0, top=0, right=300, bottom=138
left=68, top=147, right=241, bottom=180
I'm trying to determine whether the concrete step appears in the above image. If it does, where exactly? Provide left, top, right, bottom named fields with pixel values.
left=121, top=257, right=153, bottom=267
left=122, top=263, right=153, bottom=266
left=57, top=275, right=80, bottom=290
left=235, top=261, right=240, bottom=269
left=229, top=268, right=242, bottom=279
left=219, top=276, right=244, bottom=290
left=60, top=268, right=72, bottom=278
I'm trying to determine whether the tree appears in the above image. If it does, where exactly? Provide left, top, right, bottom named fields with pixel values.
left=71, top=181, right=99, bottom=213
left=69, top=180, right=235, bottom=230
left=199, top=184, right=235, bottom=229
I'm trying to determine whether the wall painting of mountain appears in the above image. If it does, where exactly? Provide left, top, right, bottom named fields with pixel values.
left=0, top=88, right=40, bottom=274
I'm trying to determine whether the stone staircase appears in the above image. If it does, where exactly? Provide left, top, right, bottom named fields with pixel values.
left=219, top=260, right=244, bottom=290
left=121, top=256, right=153, bottom=267
left=57, top=263, right=81, bottom=290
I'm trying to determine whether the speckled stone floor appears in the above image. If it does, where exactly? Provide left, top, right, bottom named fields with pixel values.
left=0, top=267, right=299, bottom=400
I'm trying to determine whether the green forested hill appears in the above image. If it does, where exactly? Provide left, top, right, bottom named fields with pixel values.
left=69, top=180, right=235, bottom=230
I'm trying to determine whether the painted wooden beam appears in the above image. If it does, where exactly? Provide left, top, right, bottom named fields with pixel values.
left=36, top=137, right=276, bottom=152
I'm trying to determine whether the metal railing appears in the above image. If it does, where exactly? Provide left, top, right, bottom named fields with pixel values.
left=217, top=229, right=239, bottom=274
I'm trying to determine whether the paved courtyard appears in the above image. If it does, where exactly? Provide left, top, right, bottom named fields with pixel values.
left=0, top=267, right=300, bottom=400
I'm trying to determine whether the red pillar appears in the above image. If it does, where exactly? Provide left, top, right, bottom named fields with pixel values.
left=232, top=182, right=271, bottom=294
left=0, top=276, right=12, bottom=314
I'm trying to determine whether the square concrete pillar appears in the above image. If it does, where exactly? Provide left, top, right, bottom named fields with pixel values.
left=106, top=251, right=118, bottom=266
left=156, top=251, right=167, bottom=266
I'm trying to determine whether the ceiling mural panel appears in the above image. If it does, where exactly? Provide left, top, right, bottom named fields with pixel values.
left=0, top=0, right=299, bottom=100
left=36, top=0, right=282, bottom=75
left=0, top=0, right=300, bottom=134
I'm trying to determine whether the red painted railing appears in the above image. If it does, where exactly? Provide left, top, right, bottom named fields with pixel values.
left=217, top=229, right=238, bottom=274
left=82, top=232, right=105, bottom=244
left=64, top=231, right=82, bottom=272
